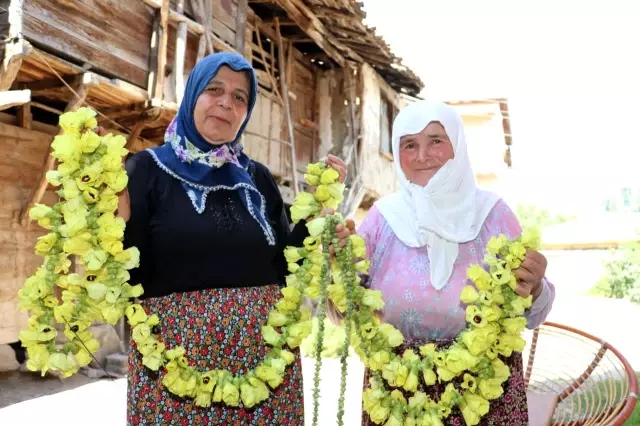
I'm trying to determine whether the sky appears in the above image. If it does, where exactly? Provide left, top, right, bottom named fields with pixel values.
left=361, top=0, right=640, bottom=215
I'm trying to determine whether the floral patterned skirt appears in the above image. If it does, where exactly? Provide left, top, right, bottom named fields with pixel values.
left=361, top=339, right=529, bottom=426
left=127, top=285, right=304, bottom=426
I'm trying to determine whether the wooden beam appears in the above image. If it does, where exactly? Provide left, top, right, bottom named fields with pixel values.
left=275, top=18, right=299, bottom=194
left=312, top=5, right=363, bottom=20
left=0, top=0, right=30, bottom=91
left=140, top=0, right=161, bottom=8
left=31, top=102, right=64, bottom=116
left=21, top=75, right=78, bottom=93
left=263, top=18, right=296, bottom=26
left=275, top=0, right=345, bottom=67
left=0, top=120, right=54, bottom=140
left=235, top=0, right=248, bottom=56
left=0, top=90, right=31, bottom=111
left=19, top=83, right=89, bottom=226
left=154, top=0, right=170, bottom=100
left=275, top=0, right=365, bottom=67
left=125, top=107, right=164, bottom=149
left=96, top=103, right=149, bottom=121
left=174, top=0, right=188, bottom=104
left=20, top=72, right=103, bottom=98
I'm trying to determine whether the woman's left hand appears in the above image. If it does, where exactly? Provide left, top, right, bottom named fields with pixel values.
left=325, top=154, right=347, bottom=183
left=329, top=217, right=356, bottom=257
left=513, top=249, right=548, bottom=300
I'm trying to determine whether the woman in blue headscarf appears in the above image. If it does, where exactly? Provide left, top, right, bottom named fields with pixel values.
left=119, top=52, right=348, bottom=425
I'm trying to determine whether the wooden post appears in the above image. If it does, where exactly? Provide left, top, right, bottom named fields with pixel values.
left=255, top=28, right=283, bottom=105
left=235, top=0, right=248, bottom=56
left=147, top=12, right=160, bottom=98
left=188, top=0, right=207, bottom=61
left=275, top=18, right=299, bottom=194
left=174, top=0, right=187, bottom=104
left=345, top=66, right=358, bottom=171
left=17, top=103, right=32, bottom=130
left=154, top=0, right=170, bottom=100
left=204, top=0, right=215, bottom=54
left=20, top=82, right=89, bottom=226
left=243, top=24, right=253, bottom=61
left=0, top=0, right=30, bottom=91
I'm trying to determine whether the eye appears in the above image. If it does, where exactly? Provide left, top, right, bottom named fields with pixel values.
left=234, top=94, right=247, bottom=104
left=432, top=138, right=443, bottom=144
left=207, top=86, right=221, bottom=93
left=402, top=141, right=415, bottom=150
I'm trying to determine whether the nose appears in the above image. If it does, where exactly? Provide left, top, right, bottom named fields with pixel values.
left=416, top=144, right=430, bottom=163
left=217, top=93, right=232, bottom=110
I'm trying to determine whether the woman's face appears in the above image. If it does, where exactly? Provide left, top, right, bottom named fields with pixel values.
left=193, top=65, right=250, bottom=145
left=398, top=121, right=454, bottom=186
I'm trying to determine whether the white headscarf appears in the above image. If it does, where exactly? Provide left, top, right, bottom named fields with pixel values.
left=375, top=99, right=499, bottom=290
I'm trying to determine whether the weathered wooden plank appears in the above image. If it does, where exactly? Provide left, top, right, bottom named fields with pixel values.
left=0, top=90, right=31, bottom=112
left=0, top=112, right=58, bottom=135
left=23, top=0, right=154, bottom=87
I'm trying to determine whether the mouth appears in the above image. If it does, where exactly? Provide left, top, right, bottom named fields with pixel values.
left=211, top=115, right=231, bottom=125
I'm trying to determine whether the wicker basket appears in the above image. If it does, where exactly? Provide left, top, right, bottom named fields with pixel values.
left=524, top=322, right=638, bottom=425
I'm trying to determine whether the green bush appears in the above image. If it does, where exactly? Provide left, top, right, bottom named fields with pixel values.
left=515, top=204, right=575, bottom=230
left=590, top=242, right=640, bottom=302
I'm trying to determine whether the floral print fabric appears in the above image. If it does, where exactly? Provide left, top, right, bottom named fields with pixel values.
left=166, top=115, right=244, bottom=169
left=358, top=200, right=555, bottom=341
left=127, top=285, right=304, bottom=425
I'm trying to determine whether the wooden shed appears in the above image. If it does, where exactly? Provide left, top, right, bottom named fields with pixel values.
left=0, top=0, right=422, bottom=344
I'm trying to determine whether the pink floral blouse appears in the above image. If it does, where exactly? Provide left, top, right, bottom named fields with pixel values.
left=358, top=200, right=555, bottom=341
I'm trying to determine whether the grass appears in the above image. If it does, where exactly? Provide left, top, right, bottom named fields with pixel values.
left=626, top=374, right=640, bottom=426
left=552, top=372, right=640, bottom=424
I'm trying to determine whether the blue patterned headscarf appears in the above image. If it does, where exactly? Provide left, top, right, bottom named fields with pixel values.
left=147, top=52, right=275, bottom=245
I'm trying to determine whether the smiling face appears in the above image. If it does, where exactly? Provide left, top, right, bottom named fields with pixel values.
left=398, top=121, right=455, bottom=186
left=193, top=65, right=251, bottom=145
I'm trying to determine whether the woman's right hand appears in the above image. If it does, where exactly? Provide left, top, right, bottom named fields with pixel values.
left=94, top=126, right=131, bottom=222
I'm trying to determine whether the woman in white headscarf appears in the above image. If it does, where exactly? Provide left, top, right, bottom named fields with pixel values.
left=355, top=99, right=555, bottom=425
